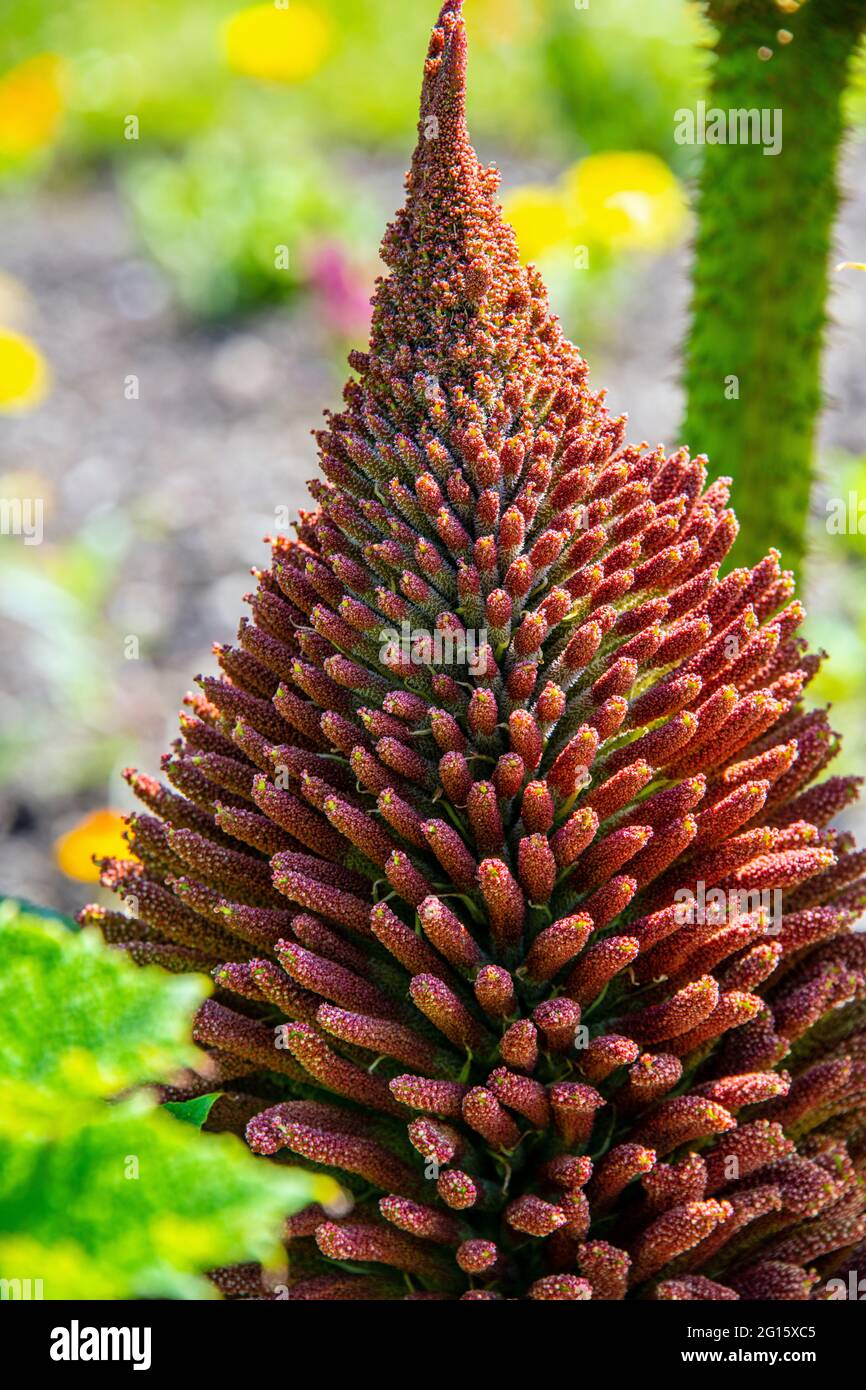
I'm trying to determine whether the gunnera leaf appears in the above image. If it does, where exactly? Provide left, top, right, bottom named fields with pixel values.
left=0, top=900, right=332, bottom=1299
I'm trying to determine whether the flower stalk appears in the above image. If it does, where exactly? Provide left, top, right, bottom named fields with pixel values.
left=683, top=0, right=866, bottom=574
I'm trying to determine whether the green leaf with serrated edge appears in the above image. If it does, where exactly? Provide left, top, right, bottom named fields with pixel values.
left=0, top=1103, right=324, bottom=1300
left=0, top=901, right=333, bottom=1299
left=0, top=899, right=207, bottom=1131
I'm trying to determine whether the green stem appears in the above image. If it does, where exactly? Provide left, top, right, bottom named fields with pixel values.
left=683, top=0, right=866, bottom=577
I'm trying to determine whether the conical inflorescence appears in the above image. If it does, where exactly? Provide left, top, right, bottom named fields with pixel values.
left=82, top=1, right=866, bottom=1301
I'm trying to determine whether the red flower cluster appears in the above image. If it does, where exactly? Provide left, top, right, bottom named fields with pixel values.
left=82, top=1, right=866, bottom=1300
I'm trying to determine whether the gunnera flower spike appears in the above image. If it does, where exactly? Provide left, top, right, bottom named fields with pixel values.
left=81, top=0, right=866, bottom=1301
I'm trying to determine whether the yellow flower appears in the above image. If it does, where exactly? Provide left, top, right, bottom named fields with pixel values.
left=0, top=329, right=50, bottom=412
left=54, top=810, right=130, bottom=883
left=505, top=153, right=687, bottom=267
left=502, top=186, right=571, bottom=264
left=223, top=3, right=332, bottom=83
left=563, top=151, right=687, bottom=252
left=0, top=54, right=65, bottom=158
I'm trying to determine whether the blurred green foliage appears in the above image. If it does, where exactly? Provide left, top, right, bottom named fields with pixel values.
left=542, top=0, right=709, bottom=172
left=0, top=899, right=324, bottom=1299
left=2, top=0, right=861, bottom=319
left=805, top=451, right=866, bottom=782
left=0, top=503, right=131, bottom=791
left=123, top=128, right=376, bottom=317
left=0, top=0, right=707, bottom=316
left=0, top=0, right=548, bottom=157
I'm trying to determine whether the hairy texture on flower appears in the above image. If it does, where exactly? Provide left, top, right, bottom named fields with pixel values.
left=81, top=1, right=866, bottom=1301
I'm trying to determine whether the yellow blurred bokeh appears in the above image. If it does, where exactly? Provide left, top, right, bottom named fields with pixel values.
left=0, top=54, right=65, bottom=158
left=222, top=3, right=332, bottom=84
left=503, top=185, right=571, bottom=265
left=505, top=150, right=687, bottom=264
left=54, top=810, right=130, bottom=882
left=0, top=329, right=50, bottom=412
left=564, top=151, right=687, bottom=252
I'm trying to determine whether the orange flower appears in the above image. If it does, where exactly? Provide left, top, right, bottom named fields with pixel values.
left=0, top=55, right=65, bottom=158
left=54, top=810, right=130, bottom=883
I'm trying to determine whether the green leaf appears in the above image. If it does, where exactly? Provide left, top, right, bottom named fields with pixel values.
left=0, top=900, right=331, bottom=1299
left=0, top=899, right=207, bottom=1134
left=0, top=1101, right=320, bottom=1300
left=163, top=1093, right=221, bottom=1128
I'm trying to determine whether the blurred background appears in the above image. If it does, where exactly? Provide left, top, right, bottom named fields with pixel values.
left=1, top=0, right=865, bottom=917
